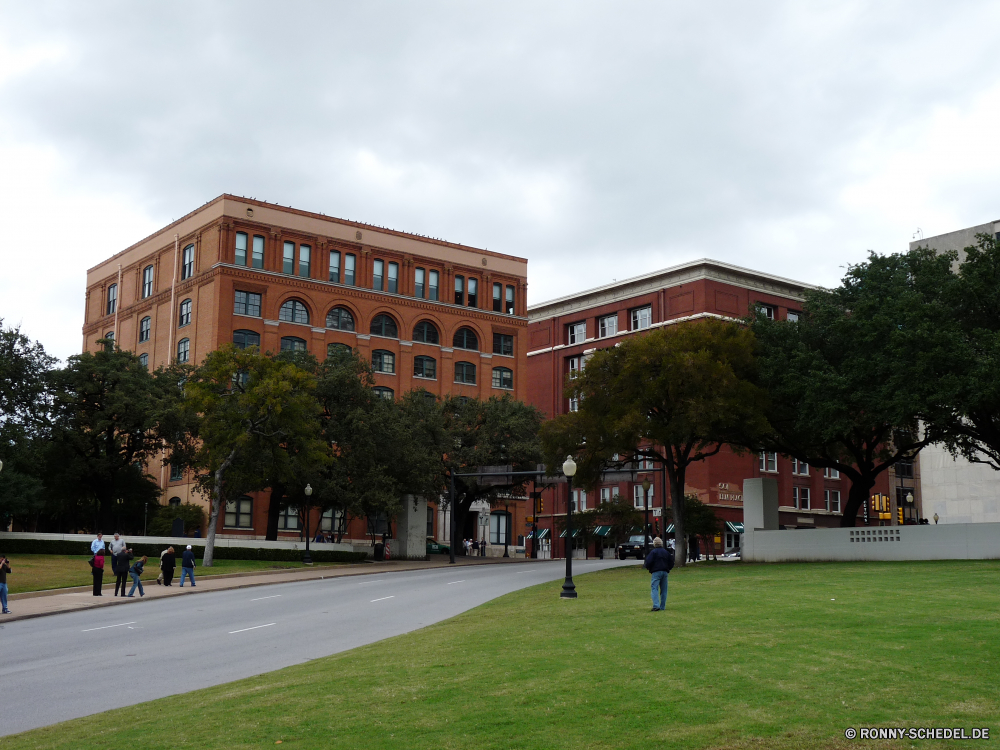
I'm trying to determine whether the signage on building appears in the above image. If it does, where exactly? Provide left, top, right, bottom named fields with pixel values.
left=653, top=508, right=662, bottom=517
left=714, top=482, right=743, bottom=504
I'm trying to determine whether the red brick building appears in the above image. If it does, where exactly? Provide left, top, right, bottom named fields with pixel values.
left=82, top=195, right=529, bottom=545
left=524, top=259, right=893, bottom=558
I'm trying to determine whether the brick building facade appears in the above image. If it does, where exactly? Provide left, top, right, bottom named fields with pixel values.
left=524, top=259, right=901, bottom=559
left=82, top=195, right=529, bottom=545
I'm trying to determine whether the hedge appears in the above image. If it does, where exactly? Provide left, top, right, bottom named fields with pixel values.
left=0, top=538, right=368, bottom=564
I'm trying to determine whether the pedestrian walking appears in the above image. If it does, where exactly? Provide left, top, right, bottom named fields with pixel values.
left=90, top=532, right=106, bottom=556
left=160, top=547, right=176, bottom=586
left=91, top=549, right=106, bottom=596
left=113, top=548, right=133, bottom=597
left=127, top=555, right=147, bottom=597
left=179, top=545, right=196, bottom=587
left=643, top=537, right=674, bottom=612
left=0, top=554, right=11, bottom=614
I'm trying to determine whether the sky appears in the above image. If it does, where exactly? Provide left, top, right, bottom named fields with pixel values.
left=2, top=1, right=1000, bottom=363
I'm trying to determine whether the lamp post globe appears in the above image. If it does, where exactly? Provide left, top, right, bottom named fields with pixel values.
left=560, top=455, right=578, bottom=599
left=302, top=484, right=313, bottom=565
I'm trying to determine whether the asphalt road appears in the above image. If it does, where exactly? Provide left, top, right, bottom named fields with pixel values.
left=0, top=558, right=634, bottom=736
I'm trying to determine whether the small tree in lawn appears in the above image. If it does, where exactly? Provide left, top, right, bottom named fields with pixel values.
left=182, top=345, right=325, bottom=566
left=541, top=319, right=768, bottom=565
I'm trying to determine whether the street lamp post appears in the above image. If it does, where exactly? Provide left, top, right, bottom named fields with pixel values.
left=302, top=484, right=313, bottom=565
left=561, top=455, right=578, bottom=599
left=642, top=478, right=651, bottom=554
left=116, top=497, right=123, bottom=534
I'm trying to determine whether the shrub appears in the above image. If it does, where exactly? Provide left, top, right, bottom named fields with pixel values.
left=147, top=502, right=207, bottom=537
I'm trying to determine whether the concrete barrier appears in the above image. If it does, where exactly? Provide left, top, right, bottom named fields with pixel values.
left=0, top=531, right=355, bottom=554
left=742, top=522, right=1000, bottom=562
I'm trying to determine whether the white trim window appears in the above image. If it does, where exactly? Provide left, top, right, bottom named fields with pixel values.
left=787, top=310, right=800, bottom=322
left=630, top=305, right=651, bottom=331
left=793, top=486, right=810, bottom=510
left=279, top=505, right=300, bottom=531
left=824, top=467, right=841, bottom=480
left=760, top=304, right=777, bottom=320
left=598, top=314, right=618, bottom=338
left=633, top=484, right=649, bottom=509
left=600, top=487, right=610, bottom=503
left=567, top=321, right=586, bottom=345
left=825, top=489, right=841, bottom=512
left=759, top=452, right=778, bottom=472
left=792, top=459, right=809, bottom=476
left=572, top=489, right=586, bottom=512
left=568, top=396, right=579, bottom=413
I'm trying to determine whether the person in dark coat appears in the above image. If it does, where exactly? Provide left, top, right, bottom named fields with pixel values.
left=160, top=547, right=176, bottom=586
left=179, top=545, right=196, bottom=587
left=113, top=549, right=133, bottom=597
left=91, top=549, right=105, bottom=596
left=643, top=537, right=674, bottom=611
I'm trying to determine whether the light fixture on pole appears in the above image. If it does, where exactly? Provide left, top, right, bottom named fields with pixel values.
left=561, top=455, right=578, bottom=599
left=933, top=512, right=939, bottom=524
left=642, top=477, right=652, bottom=554
left=302, top=484, right=313, bottom=565
left=116, top=497, right=123, bottom=535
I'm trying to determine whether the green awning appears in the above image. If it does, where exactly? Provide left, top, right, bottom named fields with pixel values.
left=594, top=525, right=612, bottom=537
left=725, top=522, right=744, bottom=533
left=533, top=528, right=550, bottom=540
left=558, top=528, right=582, bottom=538
left=664, top=523, right=674, bottom=533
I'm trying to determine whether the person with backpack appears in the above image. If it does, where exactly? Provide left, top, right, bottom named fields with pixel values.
left=127, top=555, right=147, bottom=597
left=643, top=536, right=674, bottom=611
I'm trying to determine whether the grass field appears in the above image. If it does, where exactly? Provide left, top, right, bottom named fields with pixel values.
left=3, top=560, right=999, bottom=750
left=3, top=554, right=342, bottom=594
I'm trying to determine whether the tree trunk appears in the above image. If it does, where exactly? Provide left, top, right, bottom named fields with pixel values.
left=203, top=448, right=237, bottom=567
left=665, top=459, right=688, bottom=567
left=265, top=482, right=284, bottom=541
left=839, top=475, right=874, bottom=528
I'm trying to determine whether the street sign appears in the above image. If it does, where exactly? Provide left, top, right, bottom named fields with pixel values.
left=652, top=508, right=662, bottom=517
left=525, top=516, right=534, bottom=523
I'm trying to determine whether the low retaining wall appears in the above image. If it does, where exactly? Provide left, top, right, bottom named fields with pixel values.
left=742, top=522, right=1000, bottom=562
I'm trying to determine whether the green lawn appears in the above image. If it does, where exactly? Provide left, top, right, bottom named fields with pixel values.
left=4, top=554, right=342, bottom=594
left=4, top=560, right=999, bottom=750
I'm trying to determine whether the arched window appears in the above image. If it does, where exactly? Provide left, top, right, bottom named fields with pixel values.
left=326, top=307, right=355, bottom=331
left=492, top=367, right=513, bottom=390
left=168, top=496, right=182, bottom=506
left=414, top=355, right=436, bottom=379
left=372, top=350, right=395, bottom=374
left=455, top=361, right=476, bottom=385
left=139, top=316, right=151, bottom=342
left=370, top=314, right=398, bottom=338
left=178, top=298, right=192, bottom=327
left=373, top=386, right=394, bottom=400
left=327, top=343, right=352, bottom=358
left=177, top=338, right=190, bottom=363
left=142, top=266, right=154, bottom=297
left=279, top=299, right=310, bottom=325
left=413, top=320, right=439, bottom=344
left=233, top=330, right=261, bottom=349
left=280, top=336, right=307, bottom=352
left=453, top=327, right=479, bottom=350
left=181, top=244, right=194, bottom=280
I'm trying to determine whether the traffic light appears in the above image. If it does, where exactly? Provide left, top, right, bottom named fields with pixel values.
left=897, top=507, right=904, bottom=524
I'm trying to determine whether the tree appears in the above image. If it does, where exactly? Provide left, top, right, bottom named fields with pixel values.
left=665, top=495, right=721, bottom=560
left=541, top=319, right=768, bottom=565
left=565, top=496, right=642, bottom=555
left=751, top=248, right=960, bottom=526
left=181, top=345, right=326, bottom=566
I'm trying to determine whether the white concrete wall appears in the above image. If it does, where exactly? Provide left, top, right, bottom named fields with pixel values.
left=919, top=443, right=1000, bottom=524
left=743, top=522, right=1000, bottom=562
left=0, top=531, right=355, bottom=553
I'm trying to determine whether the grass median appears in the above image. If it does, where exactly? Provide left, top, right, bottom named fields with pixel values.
left=3, top=560, right=999, bottom=749
left=4, top=554, right=344, bottom=595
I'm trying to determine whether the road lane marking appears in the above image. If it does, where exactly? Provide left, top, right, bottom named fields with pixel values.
left=370, top=596, right=395, bottom=602
left=229, top=623, right=276, bottom=634
left=250, top=595, right=282, bottom=601
left=82, top=621, right=136, bottom=632
left=446, top=580, right=465, bottom=585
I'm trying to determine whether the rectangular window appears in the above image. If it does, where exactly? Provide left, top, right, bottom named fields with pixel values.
left=599, top=314, right=618, bottom=338
left=822, top=489, right=837, bottom=512
left=252, top=235, right=265, bottom=268
left=298, top=244, right=311, bottom=278
left=568, top=356, right=580, bottom=379
left=759, top=452, right=777, bottom=472
left=321, top=508, right=341, bottom=532
left=454, top=275, right=464, bottom=306
left=760, top=304, right=777, bottom=320
left=329, top=251, right=341, bottom=283
left=428, top=270, right=439, bottom=301
left=344, top=254, right=356, bottom=286
left=235, top=232, right=248, bottom=266
left=493, top=333, right=514, bottom=356
left=787, top=310, right=800, bottom=322
left=630, top=305, right=652, bottom=330
left=493, top=282, right=502, bottom=312
left=139, top=317, right=150, bottom=342
left=372, top=350, right=395, bottom=374
left=234, top=291, right=262, bottom=317
left=568, top=396, right=578, bottom=412
left=600, top=487, right=610, bottom=503
left=489, top=513, right=508, bottom=545
left=824, top=467, right=840, bottom=480
left=182, top=245, right=194, bottom=280
left=106, top=284, right=117, bottom=315
left=567, top=321, right=586, bottom=344
left=793, top=487, right=811, bottom=510
left=373, top=259, right=384, bottom=291
left=467, top=278, right=477, bottom=307
left=278, top=506, right=300, bottom=531
left=283, top=241, right=295, bottom=274
left=896, top=460, right=914, bottom=479
left=633, top=485, right=649, bottom=509
left=414, top=268, right=425, bottom=298
left=142, top=266, right=154, bottom=298
left=170, top=464, right=183, bottom=481
left=792, top=459, right=809, bottom=476
left=139, top=353, right=148, bottom=369
left=387, top=262, right=398, bottom=294
left=426, top=506, right=434, bottom=537
left=505, top=285, right=515, bottom=315
left=225, top=497, right=253, bottom=528
left=572, top=489, right=586, bottom=513
left=492, top=367, right=513, bottom=389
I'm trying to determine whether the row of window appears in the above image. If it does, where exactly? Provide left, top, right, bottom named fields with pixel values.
left=233, top=232, right=517, bottom=313
left=565, top=307, right=650, bottom=345
left=759, top=453, right=841, bottom=479
left=787, top=487, right=842, bottom=512
left=565, top=484, right=843, bottom=514
left=106, top=246, right=196, bottom=315
left=224, top=496, right=342, bottom=531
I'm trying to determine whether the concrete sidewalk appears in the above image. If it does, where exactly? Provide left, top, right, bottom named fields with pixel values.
left=1, top=556, right=534, bottom=624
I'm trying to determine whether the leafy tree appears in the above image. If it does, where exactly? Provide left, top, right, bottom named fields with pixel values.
left=181, top=345, right=326, bottom=565
left=148, top=502, right=207, bottom=537
left=560, top=495, right=642, bottom=554
left=665, top=495, right=721, bottom=560
left=541, top=319, right=767, bottom=565
left=751, top=249, right=959, bottom=526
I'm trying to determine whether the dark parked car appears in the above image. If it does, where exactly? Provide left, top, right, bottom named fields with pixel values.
left=617, top=534, right=648, bottom=560
left=427, top=538, right=451, bottom=555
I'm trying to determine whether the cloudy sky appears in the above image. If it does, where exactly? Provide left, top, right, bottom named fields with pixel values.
left=2, top=1, right=999, bottom=362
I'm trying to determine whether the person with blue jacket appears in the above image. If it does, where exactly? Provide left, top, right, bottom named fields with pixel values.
left=179, top=545, right=197, bottom=587
left=127, top=555, right=147, bottom=597
left=643, top=537, right=674, bottom=611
